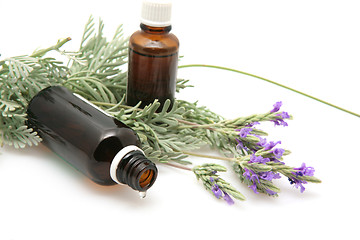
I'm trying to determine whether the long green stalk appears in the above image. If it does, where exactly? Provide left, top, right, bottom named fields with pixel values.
left=179, top=64, right=360, bottom=118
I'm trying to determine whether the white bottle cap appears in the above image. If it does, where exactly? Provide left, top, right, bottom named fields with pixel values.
left=140, top=0, right=172, bottom=27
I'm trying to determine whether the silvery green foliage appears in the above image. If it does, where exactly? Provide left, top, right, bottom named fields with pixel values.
left=0, top=49, right=68, bottom=148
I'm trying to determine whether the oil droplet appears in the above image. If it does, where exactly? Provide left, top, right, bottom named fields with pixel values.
left=139, top=191, right=147, bottom=199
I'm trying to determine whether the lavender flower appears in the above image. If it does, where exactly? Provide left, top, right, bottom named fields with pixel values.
left=248, top=154, right=270, bottom=164
left=264, top=140, right=281, bottom=150
left=271, top=101, right=282, bottom=113
left=245, top=122, right=260, bottom=127
left=211, top=184, right=223, bottom=199
left=278, top=111, right=290, bottom=119
left=257, top=138, right=283, bottom=162
left=202, top=168, right=244, bottom=204
left=211, top=182, right=237, bottom=205
left=269, top=101, right=291, bottom=126
left=223, top=192, right=235, bottom=205
left=243, top=168, right=260, bottom=184
left=249, top=183, right=259, bottom=194
left=241, top=166, right=281, bottom=195
left=270, top=157, right=285, bottom=165
left=288, top=163, right=316, bottom=193
left=210, top=176, right=222, bottom=198
left=237, top=128, right=253, bottom=138
left=257, top=136, right=267, bottom=148
left=272, top=148, right=285, bottom=159
left=266, top=189, right=278, bottom=195
left=236, top=138, right=249, bottom=152
left=273, top=110, right=290, bottom=127
left=258, top=171, right=281, bottom=181
left=294, top=163, right=315, bottom=177
left=272, top=118, right=289, bottom=127
left=232, top=101, right=320, bottom=197
left=235, top=127, right=257, bottom=152
left=288, top=177, right=307, bottom=193
left=243, top=168, right=260, bottom=194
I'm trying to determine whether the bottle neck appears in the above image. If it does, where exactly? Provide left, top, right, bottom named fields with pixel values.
left=140, top=23, right=172, bottom=34
left=110, top=145, right=157, bottom=191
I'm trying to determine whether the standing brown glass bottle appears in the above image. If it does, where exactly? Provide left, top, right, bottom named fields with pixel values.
left=127, top=0, right=179, bottom=111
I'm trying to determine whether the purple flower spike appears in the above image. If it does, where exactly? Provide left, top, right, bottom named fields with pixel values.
left=266, top=189, right=278, bottom=195
left=257, top=136, right=267, bottom=147
left=251, top=173, right=260, bottom=184
left=272, top=119, right=289, bottom=127
left=294, top=163, right=315, bottom=176
left=299, top=184, right=306, bottom=193
left=249, top=154, right=270, bottom=164
left=246, top=122, right=260, bottom=127
left=243, top=168, right=260, bottom=184
left=211, top=184, right=222, bottom=199
left=259, top=171, right=281, bottom=181
left=272, top=148, right=285, bottom=159
left=264, top=141, right=281, bottom=151
left=243, top=168, right=251, bottom=179
left=271, top=101, right=282, bottom=113
left=237, top=128, right=253, bottom=138
left=249, top=183, right=259, bottom=194
left=223, top=192, right=235, bottom=205
left=278, top=111, right=290, bottom=119
left=289, top=178, right=307, bottom=193
left=236, top=138, right=249, bottom=152
left=305, top=167, right=315, bottom=176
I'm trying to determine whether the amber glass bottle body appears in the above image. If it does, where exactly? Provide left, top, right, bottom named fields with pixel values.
left=127, top=23, right=179, bottom=110
left=26, top=86, right=157, bottom=191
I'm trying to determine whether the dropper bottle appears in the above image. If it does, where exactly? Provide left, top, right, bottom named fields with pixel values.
left=26, top=86, right=157, bottom=194
left=126, top=0, right=179, bottom=111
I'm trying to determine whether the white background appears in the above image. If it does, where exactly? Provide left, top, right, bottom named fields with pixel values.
left=1, top=0, right=359, bottom=239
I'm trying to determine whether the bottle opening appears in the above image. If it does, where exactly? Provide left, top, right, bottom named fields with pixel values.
left=111, top=146, right=158, bottom=191
left=139, top=169, right=155, bottom=188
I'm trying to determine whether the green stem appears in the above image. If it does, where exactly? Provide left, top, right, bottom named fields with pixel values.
left=91, top=101, right=123, bottom=107
left=181, top=150, right=236, bottom=162
left=177, top=122, right=219, bottom=129
left=30, top=37, right=72, bottom=58
left=164, top=162, right=192, bottom=171
left=179, top=64, right=360, bottom=118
